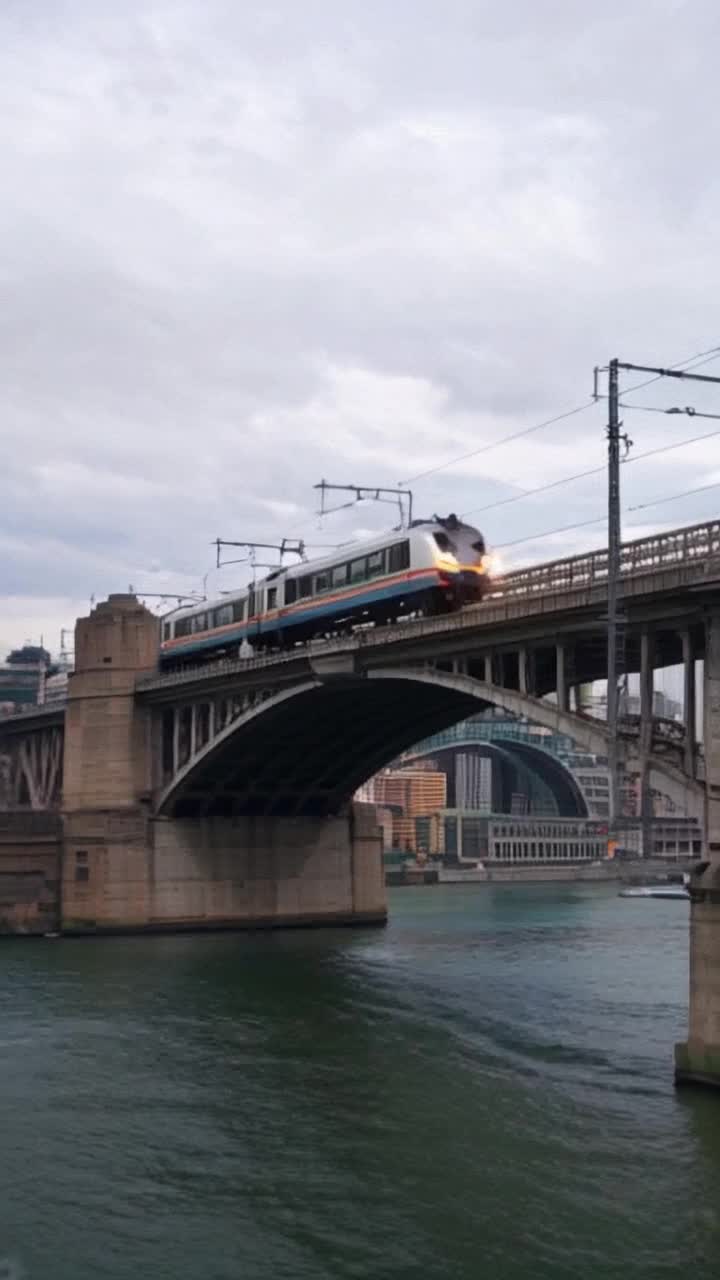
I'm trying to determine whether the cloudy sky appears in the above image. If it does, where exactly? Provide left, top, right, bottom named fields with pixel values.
left=3, top=0, right=720, bottom=656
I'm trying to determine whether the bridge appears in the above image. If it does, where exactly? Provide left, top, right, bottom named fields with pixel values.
left=1, top=516, right=720, bottom=1087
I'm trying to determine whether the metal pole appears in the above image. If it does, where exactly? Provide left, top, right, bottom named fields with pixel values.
left=606, top=358, right=621, bottom=842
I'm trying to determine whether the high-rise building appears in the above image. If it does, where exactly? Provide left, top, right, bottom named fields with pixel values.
left=365, top=767, right=447, bottom=853
left=455, top=752, right=492, bottom=812
left=371, top=768, right=447, bottom=819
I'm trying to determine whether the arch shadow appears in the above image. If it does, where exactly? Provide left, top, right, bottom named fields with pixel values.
left=156, top=667, right=699, bottom=819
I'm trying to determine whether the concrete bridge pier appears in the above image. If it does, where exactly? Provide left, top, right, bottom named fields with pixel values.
left=676, top=612, right=720, bottom=1088
left=61, top=594, right=160, bottom=931
left=148, top=805, right=385, bottom=931
left=60, top=595, right=385, bottom=934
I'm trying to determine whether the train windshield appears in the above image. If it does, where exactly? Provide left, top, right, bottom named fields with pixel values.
left=433, top=532, right=456, bottom=553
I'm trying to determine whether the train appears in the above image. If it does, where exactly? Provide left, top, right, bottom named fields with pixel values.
left=160, top=514, right=490, bottom=668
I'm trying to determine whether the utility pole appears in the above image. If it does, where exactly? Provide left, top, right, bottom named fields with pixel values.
left=596, top=354, right=720, bottom=854
left=606, top=358, right=622, bottom=841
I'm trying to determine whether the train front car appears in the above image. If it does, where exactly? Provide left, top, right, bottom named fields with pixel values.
left=424, top=513, right=489, bottom=607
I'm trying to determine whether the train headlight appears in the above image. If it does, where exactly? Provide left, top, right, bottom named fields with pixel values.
left=481, top=553, right=502, bottom=576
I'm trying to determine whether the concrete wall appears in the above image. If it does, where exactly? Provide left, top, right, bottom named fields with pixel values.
left=61, top=803, right=386, bottom=933
left=0, top=814, right=61, bottom=935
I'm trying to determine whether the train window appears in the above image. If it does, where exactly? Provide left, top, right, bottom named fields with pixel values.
left=232, top=599, right=246, bottom=622
left=315, top=572, right=329, bottom=593
left=332, top=563, right=349, bottom=588
left=285, top=578, right=297, bottom=604
left=471, top=537, right=486, bottom=553
left=192, top=613, right=208, bottom=633
left=175, top=618, right=191, bottom=637
left=214, top=604, right=233, bottom=628
left=388, top=541, right=410, bottom=573
left=267, top=588, right=277, bottom=610
left=248, top=588, right=257, bottom=618
left=349, top=557, right=367, bottom=583
left=162, top=622, right=172, bottom=642
left=299, top=575, right=313, bottom=598
left=367, top=550, right=385, bottom=578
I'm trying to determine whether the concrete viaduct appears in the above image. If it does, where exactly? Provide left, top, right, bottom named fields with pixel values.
left=2, top=516, right=720, bottom=1087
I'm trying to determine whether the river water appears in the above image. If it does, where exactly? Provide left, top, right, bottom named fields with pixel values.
left=2, top=884, right=720, bottom=1279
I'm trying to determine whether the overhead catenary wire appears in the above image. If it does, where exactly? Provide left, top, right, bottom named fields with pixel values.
left=399, top=401, right=597, bottom=487
left=628, top=480, right=720, bottom=513
left=398, top=344, right=720, bottom=488
left=460, top=423, right=720, bottom=518
left=493, top=478, right=720, bottom=552
left=278, top=346, right=720, bottom=561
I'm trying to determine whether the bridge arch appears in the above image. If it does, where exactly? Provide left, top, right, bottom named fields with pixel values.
left=156, top=667, right=700, bottom=820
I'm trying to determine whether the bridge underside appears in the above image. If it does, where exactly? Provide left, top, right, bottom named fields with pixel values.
left=164, top=678, right=486, bottom=819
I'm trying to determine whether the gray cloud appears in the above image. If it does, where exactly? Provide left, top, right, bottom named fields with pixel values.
left=2, top=0, right=720, bottom=653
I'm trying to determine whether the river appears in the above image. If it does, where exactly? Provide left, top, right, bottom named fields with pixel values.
left=1, top=883, right=720, bottom=1279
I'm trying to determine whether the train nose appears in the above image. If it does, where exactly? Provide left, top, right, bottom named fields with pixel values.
left=459, top=570, right=484, bottom=603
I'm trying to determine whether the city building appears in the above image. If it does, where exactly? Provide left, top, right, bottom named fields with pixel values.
left=359, top=707, right=702, bottom=864
left=0, top=646, right=51, bottom=713
left=363, top=767, right=447, bottom=853
left=578, top=687, right=683, bottom=722
left=441, top=812, right=608, bottom=864
left=455, top=752, right=492, bottom=812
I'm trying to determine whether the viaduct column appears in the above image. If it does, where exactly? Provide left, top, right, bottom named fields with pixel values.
left=639, top=629, right=654, bottom=858
left=683, top=630, right=696, bottom=779
left=61, top=595, right=159, bottom=931
left=676, top=611, right=720, bottom=1088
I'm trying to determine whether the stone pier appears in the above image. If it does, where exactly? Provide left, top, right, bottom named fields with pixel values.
left=60, top=595, right=386, bottom=934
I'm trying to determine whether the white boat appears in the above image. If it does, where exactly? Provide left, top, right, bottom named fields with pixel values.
left=619, top=884, right=689, bottom=900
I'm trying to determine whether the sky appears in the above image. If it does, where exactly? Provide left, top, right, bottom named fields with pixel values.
left=3, top=0, right=720, bottom=657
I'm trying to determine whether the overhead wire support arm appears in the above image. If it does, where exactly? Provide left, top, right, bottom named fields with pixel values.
left=616, top=362, right=720, bottom=386
left=314, top=479, right=414, bottom=528
left=213, top=537, right=307, bottom=571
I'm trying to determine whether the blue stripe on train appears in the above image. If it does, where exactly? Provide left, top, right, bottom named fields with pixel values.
left=162, top=570, right=439, bottom=661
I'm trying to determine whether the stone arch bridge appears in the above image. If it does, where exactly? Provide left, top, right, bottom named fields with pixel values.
left=3, top=515, right=720, bottom=1087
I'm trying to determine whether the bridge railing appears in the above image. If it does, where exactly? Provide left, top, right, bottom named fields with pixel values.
left=494, top=518, right=720, bottom=599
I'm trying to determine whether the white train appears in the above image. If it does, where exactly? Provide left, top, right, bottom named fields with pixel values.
left=160, top=514, right=490, bottom=667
